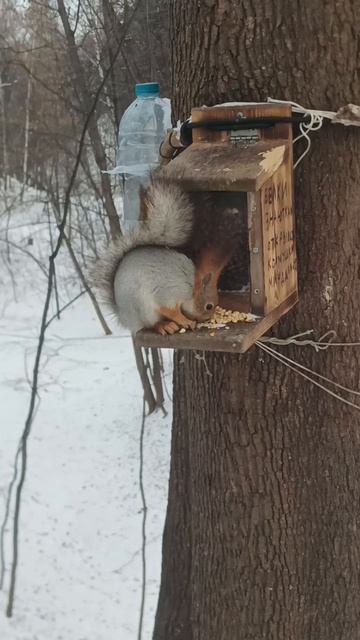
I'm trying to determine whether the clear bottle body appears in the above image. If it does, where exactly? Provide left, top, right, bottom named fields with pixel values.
left=117, top=93, right=171, bottom=231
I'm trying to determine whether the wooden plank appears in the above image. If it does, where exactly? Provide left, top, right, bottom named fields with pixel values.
left=135, top=290, right=298, bottom=354
left=191, top=102, right=293, bottom=145
left=247, top=191, right=265, bottom=315
left=261, top=161, right=298, bottom=313
left=136, top=320, right=260, bottom=353
left=161, top=140, right=289, bottom=192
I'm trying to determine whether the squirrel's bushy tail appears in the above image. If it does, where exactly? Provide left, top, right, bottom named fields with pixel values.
left=143, top=178, right=193, bottom=246
left=91, top=178, right=194, bottom=315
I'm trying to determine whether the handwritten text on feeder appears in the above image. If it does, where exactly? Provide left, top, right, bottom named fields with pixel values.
left=261, top=163, right=297, bottom=310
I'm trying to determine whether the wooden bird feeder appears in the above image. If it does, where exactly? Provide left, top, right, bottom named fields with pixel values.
left=135, top=102, right=298, bottom=353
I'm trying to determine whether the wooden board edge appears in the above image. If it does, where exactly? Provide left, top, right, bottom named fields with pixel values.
left=248, top=191, right=265, bottom=315
left=240, top=289, right=298, bottom=352
left=134, top=291, right=298, bottom=354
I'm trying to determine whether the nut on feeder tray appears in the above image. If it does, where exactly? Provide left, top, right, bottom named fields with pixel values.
left=135, top=102, right=298, bottom=354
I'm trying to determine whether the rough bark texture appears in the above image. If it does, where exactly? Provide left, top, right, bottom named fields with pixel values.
left=154, top=1, right=360, bottom=639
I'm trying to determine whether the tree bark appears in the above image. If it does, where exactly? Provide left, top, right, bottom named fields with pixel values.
left=154, top=2, right=360, bottom=639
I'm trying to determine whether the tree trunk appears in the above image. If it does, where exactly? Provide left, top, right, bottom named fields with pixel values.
left=22, top=53, right=33, bottom=195
left=154, top=2, right=360, bottom=639
left=57, top=0, right=121, bottom=240
left=0, top=80, right=9, bottom=190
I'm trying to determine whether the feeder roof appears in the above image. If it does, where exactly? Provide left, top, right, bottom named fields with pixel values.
left=162, top=140, right=289, bottom=192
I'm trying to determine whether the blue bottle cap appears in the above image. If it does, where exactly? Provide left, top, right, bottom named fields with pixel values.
left=135, top=82, right=160, bottom=97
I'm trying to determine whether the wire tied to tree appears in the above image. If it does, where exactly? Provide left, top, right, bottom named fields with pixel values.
left=266, top=98, right=325, bottom=168
left=292, top=112, right=324, bottom=168
left=256, top=330, right=360, bottom=412
left=268, top=97, right=360, bottom=166
left=259, top=329, right=337, bottom=351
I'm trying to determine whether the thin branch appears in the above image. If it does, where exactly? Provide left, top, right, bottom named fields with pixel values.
left=145, top=0, right=154, bottom=79
left=132, top=339, right=156, bottom=414
left=144, top=348, right=167, bottom=416
left=137, top=397, right=147, bottom=640
left=9, top=59, right=82, bottom=114
left=61, top=229, right=111, bottom=335
left=0, top=447, right=20, bottom=591
left=0, top=44, right=49, bottom=55
left=0, top=238, right=48, bottom=278
left=44, top=289, right=86, bottom=329
left=46, top=203, right=60, bottom=320
left=73, top=0, right=82, bottom=35
left=0, top=397, right=41, bottom=593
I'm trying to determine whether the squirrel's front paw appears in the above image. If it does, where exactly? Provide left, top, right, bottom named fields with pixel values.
left=180, top=318, right=196, bottom=331
left=158, top=305, right=196, bottom=331
left=154, top=320, right=180, bottom=336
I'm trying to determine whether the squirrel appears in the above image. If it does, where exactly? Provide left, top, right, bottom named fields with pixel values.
left=93, top=177, right=232, bottom=335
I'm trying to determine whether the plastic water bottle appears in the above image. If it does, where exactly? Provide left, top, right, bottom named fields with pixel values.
left=116, top=82, right=171, bottom=231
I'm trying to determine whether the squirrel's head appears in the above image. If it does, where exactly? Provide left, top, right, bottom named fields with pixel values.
left=181, top=272, right=219, bottom=322
left=181, top=244, right=233, bottom=322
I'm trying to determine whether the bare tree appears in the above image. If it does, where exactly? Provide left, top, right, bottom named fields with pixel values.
left=56, top=0, right=121, bottom=239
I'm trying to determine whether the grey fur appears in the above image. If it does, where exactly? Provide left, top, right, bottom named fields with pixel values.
left=92, top=180, right=195, bottom=330
left=114, top=247, right=195, bottom=332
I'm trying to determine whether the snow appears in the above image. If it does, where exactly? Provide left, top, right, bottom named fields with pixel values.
left=0, top=185, right=172, bottom=639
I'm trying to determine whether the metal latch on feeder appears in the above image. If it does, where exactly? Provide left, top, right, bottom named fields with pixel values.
left=230, top=129, right=260, bottom=145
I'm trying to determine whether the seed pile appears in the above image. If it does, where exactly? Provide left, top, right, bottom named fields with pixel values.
left=197, top=306, right=257, bottom=329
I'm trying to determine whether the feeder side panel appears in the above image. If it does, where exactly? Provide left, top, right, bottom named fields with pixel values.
left=261, top=162, right=298, bottom=313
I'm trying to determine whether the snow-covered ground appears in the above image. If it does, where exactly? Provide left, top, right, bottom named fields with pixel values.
left=0, top=187, right=171, bottom=639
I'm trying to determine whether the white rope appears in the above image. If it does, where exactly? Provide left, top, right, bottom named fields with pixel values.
left=256, top=341, right=360, bottom=412
left=267, top=97, right=327, bottom=168
left=260, top=330, right=360, bottom=349
left=267, top=97, right=336, bottom=121
left=259, top=329, right=336, bottom=351
left=314, top=341, right=360, bottom=347
left=292, top=113, right=324, bottom=168
left=194, top=351, right=213, bottom=377
left=258, top=340, right=360, bottom=398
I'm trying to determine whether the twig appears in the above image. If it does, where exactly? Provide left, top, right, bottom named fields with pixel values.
left=0, top=238, right=48, bottom=278
left=144, top=348, right=167, bottom=416
left=0, top=447, right=20, bottom=591
left=44, top=290, right=87, bottom=329
left=46, top=203, right=60, bottom=319
left=73, top=0, right=82, bottom=35
left=132, top=340, right=156, bottom=414
left=137, top=397, right=147, bottom=640
left=0, top=397, right=40, bottom=593
left=61, top=229, right=112, bottom=336
left=150, top=348, right=166, bottom=411
left=0, top=251, right=18, bottom=302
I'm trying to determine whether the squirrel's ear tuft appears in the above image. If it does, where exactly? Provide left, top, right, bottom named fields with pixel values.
left=201, top=272, right=212, bottom=288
